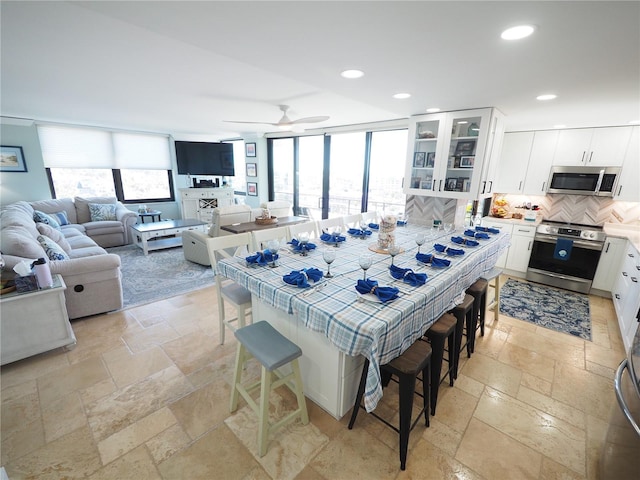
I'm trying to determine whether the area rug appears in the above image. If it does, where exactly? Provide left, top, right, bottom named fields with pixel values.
left=108, top=245, right=214, bottom=309
left=499, top=279, right=591, bottom=340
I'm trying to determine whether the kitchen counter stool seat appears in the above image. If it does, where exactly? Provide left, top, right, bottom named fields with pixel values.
left=465, top=278, right=488, bottom=354
left=230, top=321, right=309, bottom=457
left=424, top=312, right=457, bottom=416
left=482, top=267, right=503, bottom=322
left=348, top=340, right=432, bottom=471
left=449, top=293, right=475, bottom=378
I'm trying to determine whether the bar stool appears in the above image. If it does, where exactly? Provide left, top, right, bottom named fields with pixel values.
left=449, top=293, right=475, bottom=378
left=465, top=278, right=489, bottom=354
left=348, top=340, right=432, bottom=471
left=424, top=313, right=457, bottom=415
left=482, top=267, right=503, bottom=322
left=230, top=321, right=309, bottom=457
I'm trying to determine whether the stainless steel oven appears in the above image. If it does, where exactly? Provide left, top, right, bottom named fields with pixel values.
left=526, top=221, right=606, bottom=294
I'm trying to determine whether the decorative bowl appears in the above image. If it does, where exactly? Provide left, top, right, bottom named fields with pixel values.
left=255, top=216, right=278, bottom=225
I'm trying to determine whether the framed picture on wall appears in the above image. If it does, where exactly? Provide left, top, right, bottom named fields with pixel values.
left=246, top=163, right=257, bottom=177
left=245, top=143, right=256, bottom=157
left=247, top=182, right=258, bottom=196
left=0, top=145, right=28, bottom=172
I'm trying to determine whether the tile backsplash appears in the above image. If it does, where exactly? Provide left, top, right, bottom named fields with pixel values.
left=492, top=193, right=640, bottom=226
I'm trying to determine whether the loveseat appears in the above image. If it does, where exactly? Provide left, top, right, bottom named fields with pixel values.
left=0, top=198, right=129, bottom=319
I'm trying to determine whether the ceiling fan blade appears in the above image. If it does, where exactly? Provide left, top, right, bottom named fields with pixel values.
left=291, top=115, right=330, bottom=124
left=223, top=120, right=278, bottom=125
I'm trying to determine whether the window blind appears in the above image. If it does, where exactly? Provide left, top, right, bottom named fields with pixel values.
left=38, top=125, right=171, bottom=170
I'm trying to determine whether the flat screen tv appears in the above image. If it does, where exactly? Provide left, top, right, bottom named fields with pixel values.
left=175, top=141, right=235, bottom=176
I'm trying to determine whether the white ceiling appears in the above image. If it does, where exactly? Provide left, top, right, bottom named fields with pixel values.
left=1, top=1, right=639, bottom=140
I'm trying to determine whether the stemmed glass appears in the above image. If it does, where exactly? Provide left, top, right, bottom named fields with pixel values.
left=415, top=233, right=426, bottom=254
left=331, top=226, right=342, bottom=247
left=267, top=239, right=279, bottom=268
left=388, top=244, right=401, bottom=266
left=444, top=223, right=454, bottom=234
left=323, top=249, right=336, bottom=278
left=298, top=232, right=310, bottom=256
left=359, top=220, right=368, bottom=240
left=359, top=254, right=373, bottom=280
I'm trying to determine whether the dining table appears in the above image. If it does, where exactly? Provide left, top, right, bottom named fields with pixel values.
left=219, top=215, right=308, bottom=234
left=217, top=223, right=510, bottom=418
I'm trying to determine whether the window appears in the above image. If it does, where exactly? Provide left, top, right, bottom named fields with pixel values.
left=228, top=140, right=246, bottom=194
left=367, top=129, right=408, bottom=215
left=38, top=124, right=173, bottom=203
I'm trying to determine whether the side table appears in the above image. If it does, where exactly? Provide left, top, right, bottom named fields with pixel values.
left=0, top=274, right=76, bottom=365
left=138, top=210, right=162, bottom=223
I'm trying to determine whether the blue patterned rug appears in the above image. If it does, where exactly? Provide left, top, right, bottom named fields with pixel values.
left=499, top=279, right=591, bottom=340
left=108, top=245, right=214, bottom=309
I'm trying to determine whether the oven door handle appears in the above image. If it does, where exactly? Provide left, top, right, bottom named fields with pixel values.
left=533, top=235, right=603, bottom=251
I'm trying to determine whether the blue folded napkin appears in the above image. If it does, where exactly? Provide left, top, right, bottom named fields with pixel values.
left=320, top=233, right=346, bottom=243
left=347, top=228, right=372, bottom=236
left=283, top=268, right=323, bottom=288
left=446, top=247, right=465, bottom=256
left=368, top=223, right=379, bottom=230
left=415, top=252, right=451, bottom=268
left=451, top=236, right=479, bottom=247
left=464, top=229, right=490, bottom=240
left=355, top=279, right=399, bottom=303
left=246, top=250, right=279, bottom=265
left=397, top=220, right=407, bottom=226
left=288, top=238, right=317, bottom=252
left=476, top=226, right=500, bottom=235
left=389, top=264, right=427, bottom=287
left=434, top=243, right=447, bottom=253
left=475, top=232, right=490, bottom=239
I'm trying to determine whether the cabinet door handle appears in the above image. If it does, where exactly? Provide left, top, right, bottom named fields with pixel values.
left=487, top=181, right=493, bottom=193
left=632, top=277, right=638, bottom=283
left=432, top=179, right=436, bottom=191
left=629, top=253, right=636, bottom=258
left=518, top=181, right=523, bottom=191
left=622, top=271, right=628, bottom=277
left=615, top=294, right=621, bottom=299
left=588, top=151, right=594, bottom=163
left=481, top=181, right=486, bottom=194
left=542, top=181, right=546, bottom=192
left=605, top=242, right=610, bottom=253
left=581, top=151, right=586, bottom=163
left=528, top=240, right=532, bottom=251
left=617, top=185, right=623, bottom=196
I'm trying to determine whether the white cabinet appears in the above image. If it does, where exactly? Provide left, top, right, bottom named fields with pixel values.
left=552, top=127, right=632, bottom=166
left=495, top=132, right=534, bottom=194
left=404, top=108, right=504, bottom=199
left=612, top=242, right=640, bottom=353
left=614, top=126, right=639, bottom=202
left=481, top=219, right=512, bottom=269
left=592, top=237, right=627, bottom=291
left=180, top=187, right=234, bottom=223
left=522, top=130, right=558, bottom=195
left=505, top=224, right=536, bottom=273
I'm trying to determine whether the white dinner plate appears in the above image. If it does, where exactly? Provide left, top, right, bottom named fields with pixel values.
left=356, top=291, right=383, bottom=303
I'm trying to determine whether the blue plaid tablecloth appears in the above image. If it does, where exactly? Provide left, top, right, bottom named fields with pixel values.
left=217, top=225, right=510, bottom=412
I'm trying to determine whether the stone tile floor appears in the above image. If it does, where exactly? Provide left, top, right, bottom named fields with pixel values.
left=0, top=277, right=626, bottom=479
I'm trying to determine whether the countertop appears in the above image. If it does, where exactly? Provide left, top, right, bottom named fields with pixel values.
left=481, top=215, right=542, bottom=227
left=603, top=223, right=640, bottom=252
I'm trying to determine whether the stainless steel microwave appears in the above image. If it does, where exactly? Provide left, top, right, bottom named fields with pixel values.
left=547, top=166, right=621, bottom=196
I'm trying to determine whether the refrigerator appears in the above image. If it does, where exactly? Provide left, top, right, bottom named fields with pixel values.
left=600, top=322, right=640, bottom=479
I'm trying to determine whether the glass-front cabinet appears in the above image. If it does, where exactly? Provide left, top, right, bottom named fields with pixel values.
left=403, top=108, right=504, bottom=199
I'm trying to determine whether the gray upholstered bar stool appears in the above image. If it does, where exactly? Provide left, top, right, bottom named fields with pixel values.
left=449, top=293, right=475, bottom=379
left=465, top=278, right=489, bottom=354
left=348, top=339, right=432, bottom=471
left=230, top=321, right=309, bottom=457
left=424, top=312, right=457, bottom=415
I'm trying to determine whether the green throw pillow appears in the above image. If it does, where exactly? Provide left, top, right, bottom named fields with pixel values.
left=88, top=203, right=117, bottom=222
left=37, top=234, right=70, bottom=261
left=33, top=210, right=61, bottom=230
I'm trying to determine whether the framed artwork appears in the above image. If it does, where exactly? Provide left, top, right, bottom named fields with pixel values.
left=420, top=178, right=432, bottom=190
left=445, top=177, right=458, bottom=191
left=413, top=151, right=426, bottom=167
left=246, top=163, right=257, bottom=177
left=462, top=178, right=472, bottom=191
left=245, top=143, right=256, bottom=157
left=460, top=156, right=475, bottom=168
left=0, top=145, right=27, bottom=172
left=411, top=176, right=421, bottom=189
left=247, top=182, right=258, bottom=196
left=454, top=139, right=476, bottom=156
left=425, top=152, right=435, bottom=168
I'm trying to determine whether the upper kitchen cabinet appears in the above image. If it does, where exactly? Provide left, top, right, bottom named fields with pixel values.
left=552, top=126, right=632, bottom=166
left=404, top=108, right=504, bottom=199
left=522, top=130, right=559, bottom=195
left=615, top=125, right=639, bottom=202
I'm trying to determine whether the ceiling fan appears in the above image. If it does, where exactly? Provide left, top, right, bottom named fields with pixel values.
left=224, top=105, right=329, bottom=129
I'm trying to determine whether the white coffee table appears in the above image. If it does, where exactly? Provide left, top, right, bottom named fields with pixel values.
left=130, top=218, right=207, bottom=255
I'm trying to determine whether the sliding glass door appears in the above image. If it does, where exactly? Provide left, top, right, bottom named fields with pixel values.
left=327, top=132, right=366, bottom=217
left=367, top=129, right=408, bottom=216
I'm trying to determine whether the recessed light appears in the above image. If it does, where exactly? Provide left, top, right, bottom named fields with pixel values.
left=426, top=107, right=441, bottom=113
left=341, top=69, right=364, bottom=79
left=536, top=94, right=557, bottom=101
left=393, top=93, right=411, bottom=99
left=553, top=124, right=566, bottom=129
left=501, top=25, right=536, bottom=40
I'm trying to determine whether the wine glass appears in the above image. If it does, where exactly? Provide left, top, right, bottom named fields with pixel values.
left=323, top=249, right=336, bottom=278
left=267, top=239, right=279, bottom=268
left=415, top=233, right=426, bottom=254
left=444, top=223, right=454, bottom=234
left=359, top=254, right=373, bottom=280
left=359, top=220, right=368, bottom=239
left=331, top=226, right=342, bottom=247
left=298, top=232, right=310, bottom=256
left=388, top=244, right=401, bottom=266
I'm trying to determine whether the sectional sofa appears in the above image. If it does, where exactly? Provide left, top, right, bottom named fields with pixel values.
left=0, top=197, right=136, bottom=319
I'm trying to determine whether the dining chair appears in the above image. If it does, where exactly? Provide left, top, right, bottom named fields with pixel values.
left=288, top=220, right=320, bottom=240
left=260, top=200, right=292, bottom=218
left=317, top=216, right=345, bottom=233
left=205, top=232, right=253, bottom=345
left=361, top=211, right=379, bottom=224
left=342, top=213, right=363, bottom=229
left=250, top=226, right=290, bottom=251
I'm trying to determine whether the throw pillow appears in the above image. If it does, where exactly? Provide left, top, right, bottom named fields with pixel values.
left=36, top=223, right=72, bottom=254
left=37, top=235, right=70, bottom=261
left=33, top=210, right=61, bottom=230
left=51, top=211, right=70, bottom=226
left=88, top=203, right=117, bottom=222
